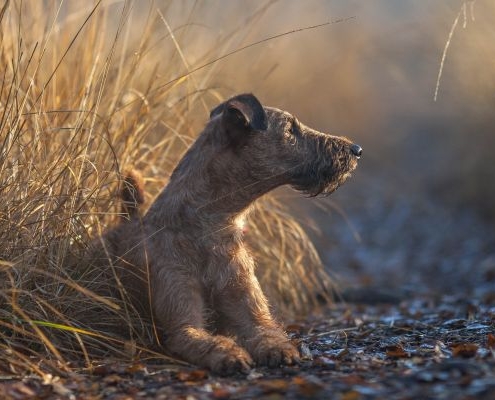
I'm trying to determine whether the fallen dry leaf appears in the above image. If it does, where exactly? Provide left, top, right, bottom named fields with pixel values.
left=451, top=343, right=478, bottom=358
left=386, top=345, right=409, bottom=358
left=212, top=387, right=232, bottom=399
left=176, top=369, right=208, bottom=382
left=125, top=363, right=147, bottom=374
left=259, top=379, right=290, bottom=393
left=487, top=333, right=495, bottom=349
left=341, top=389, right=362, bottom=400
left=292, top=375, right=325, bottom=397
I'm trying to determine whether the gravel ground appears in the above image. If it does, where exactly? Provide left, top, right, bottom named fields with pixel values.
left=1, top=298, right=493, bottom=399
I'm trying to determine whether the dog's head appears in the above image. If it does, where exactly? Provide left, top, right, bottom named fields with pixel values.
left=208, top=93, right=361, bottom=196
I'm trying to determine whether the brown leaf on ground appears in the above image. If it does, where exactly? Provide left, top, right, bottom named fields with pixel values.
left=175, top=369, right=208, bottom=382
left=259, top=378, right=290, bottom=394
left=487, top=333, right=495, bottom=349
left=212, top=387, right=233, bottom=399
left=451, top=343, right=478, bottom=358
left=386, top=345, right=409, bottom=358
left=341, top=390, right=363, bottom=400
left=292, top=375, right=325, bottom=397
left=125, top=363, right=147, bottom=374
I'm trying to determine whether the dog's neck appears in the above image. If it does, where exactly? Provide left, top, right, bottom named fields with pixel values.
left=144, top=132, right=280, bottom=233
left=144, top=168, right=265, bottom=235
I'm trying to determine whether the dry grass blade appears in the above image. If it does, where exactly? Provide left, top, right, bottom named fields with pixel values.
left=434, top=1, right=476, bottom=101
left=118, top=15, right=356, bottom=112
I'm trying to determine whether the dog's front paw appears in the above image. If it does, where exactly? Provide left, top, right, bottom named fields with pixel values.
left=207, top=345, right=253, bottom=376
left=251, top=335, right=300, bottom=367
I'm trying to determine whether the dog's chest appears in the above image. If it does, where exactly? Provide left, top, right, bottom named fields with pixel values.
left=201, top=236, right=245, bottom=291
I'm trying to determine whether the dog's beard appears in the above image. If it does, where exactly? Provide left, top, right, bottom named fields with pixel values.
left=291, top=157, right=357, bottom=197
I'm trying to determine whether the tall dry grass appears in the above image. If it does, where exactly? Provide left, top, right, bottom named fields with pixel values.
left=0, top=1, right=332, bottom=376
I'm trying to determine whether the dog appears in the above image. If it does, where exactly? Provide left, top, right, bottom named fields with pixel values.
left=89, top=93, right=361, bottom=374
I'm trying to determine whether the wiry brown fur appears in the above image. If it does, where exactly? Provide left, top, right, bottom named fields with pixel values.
left=87, top=93, right=361, bottom=375
left=120, top=169, right=145, bottom=221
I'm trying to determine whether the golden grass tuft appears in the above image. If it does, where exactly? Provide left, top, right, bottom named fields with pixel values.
left=0, top=1, right=333, bottom=376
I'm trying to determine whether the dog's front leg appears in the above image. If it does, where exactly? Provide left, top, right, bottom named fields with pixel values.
left=166, top=325, right=253, bottom=375
left=151, top=268, right=253, bottom=375
left=217, top=267, right=300, bottom=367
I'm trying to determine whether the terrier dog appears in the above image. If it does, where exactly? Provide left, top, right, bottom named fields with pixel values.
left=91, top=93, right=362, bottom=375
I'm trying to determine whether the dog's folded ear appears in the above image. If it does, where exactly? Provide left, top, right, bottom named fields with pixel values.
left=210, top=93, right=268, bottom=133
left=209, top=93, right=268, bottom=149
left=224, top=93, right=268, bottom=132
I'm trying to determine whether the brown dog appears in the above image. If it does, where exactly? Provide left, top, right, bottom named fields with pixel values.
left=90, top=93, right=361, bottom=375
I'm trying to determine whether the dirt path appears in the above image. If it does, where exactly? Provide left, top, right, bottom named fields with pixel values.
left=1, top=296, right=494, bottom=400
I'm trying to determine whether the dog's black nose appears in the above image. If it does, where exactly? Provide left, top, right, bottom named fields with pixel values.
left=350, top=144, right=362, bottom=158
